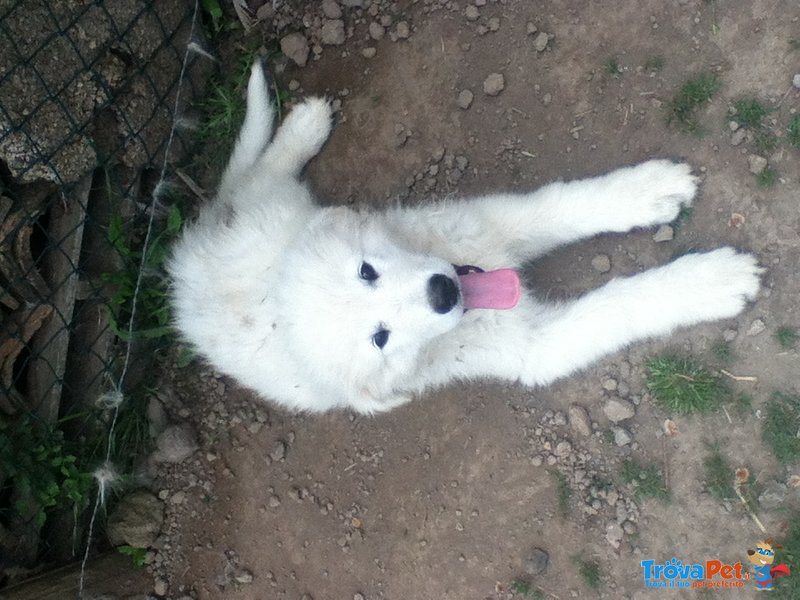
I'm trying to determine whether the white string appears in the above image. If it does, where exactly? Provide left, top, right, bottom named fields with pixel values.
left=78, top=1, right=204, bottom=595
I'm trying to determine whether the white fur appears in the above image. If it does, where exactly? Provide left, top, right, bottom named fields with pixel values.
left=169, top=63, right=763, bottom=415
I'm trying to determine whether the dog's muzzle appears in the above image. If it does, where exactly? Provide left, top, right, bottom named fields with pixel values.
left=427, top=274, right=460, bottom=314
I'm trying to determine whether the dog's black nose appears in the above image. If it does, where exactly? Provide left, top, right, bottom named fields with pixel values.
left=428, top=274, right=459, bottom=314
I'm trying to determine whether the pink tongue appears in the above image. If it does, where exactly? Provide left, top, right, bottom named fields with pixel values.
left=458, top=268, right=521, bottom=310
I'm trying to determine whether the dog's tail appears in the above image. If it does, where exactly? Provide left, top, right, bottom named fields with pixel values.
left=219, top=60, right=275, bottom=191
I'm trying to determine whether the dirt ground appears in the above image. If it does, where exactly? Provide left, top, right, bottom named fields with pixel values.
left=153, top=1, right=800, bottom=598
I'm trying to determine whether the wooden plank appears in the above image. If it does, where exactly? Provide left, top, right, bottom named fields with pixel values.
left=27, top=174, right=92, bottom=423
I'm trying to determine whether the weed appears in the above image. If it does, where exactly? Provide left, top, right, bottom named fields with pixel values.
left=117, top=544, right=147, bottom=568
left=788, top=116, right=800, bottom=148
left=550, top=470, right=571, bottom=515
left=703, top=443, right=734, bottom=500
left=763, top=392, right=800, bottom=464
left=575, top=556, right=602, bottom=590
left=773, top=516, right=800, bottom=598
left=775, top=326, right=800, bottom=349
left=673, top=205, right=694, bottom=230
left=756, top=166, right=778, bottom=188
left=621, top=459, right=670, bottom=501
left=665, top=73, right=721, bottom=134
left=646, top=356, right=726, bottom=414
left=509, top=580, right=544, bottom=599
left=605, top=57, right=623, bottom=77
left=732, top=98, right=771, bottom=128
left=644, top=55, right=665, bottom=72
left=711, top=340, right=734, bottom=363
left=601, top=429, right=615, bottom=445
left=790, top=38, right=800, bottom=50
left=754, top=130, right=779, bottom=153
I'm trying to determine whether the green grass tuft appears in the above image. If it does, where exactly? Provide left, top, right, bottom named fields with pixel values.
left=756, top=166, right=778, bottom=188
left=575, top=556, right=602, bottom=590
left=703, top=443, right=734, bottom=500
left=788, top=116, right=800, bottom=148
left=711, top=340, right=734, bottom=363
left=775, top=326, right=800, bottom=349
left=763, top=392, right=800, bottom=464
left=772, top=516, right=800, bottom=598
left=732, top=98, right=771, bottom=128
left=550, top=470, right=571, bottom=515
left=665, top=73, right=721, bottom=134
left=621, top=459, right=670, bottom=501
left=646, top=356, right=726, bottom=414
left=605, top=57, right=623, bottom=76
left=509, top=580, right=544, bottom=599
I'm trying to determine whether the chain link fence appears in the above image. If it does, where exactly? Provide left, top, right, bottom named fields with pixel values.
left=0, top=0, right=206, bottom=573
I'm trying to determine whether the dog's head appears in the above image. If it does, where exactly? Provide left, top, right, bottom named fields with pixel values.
left=273, top=207, right=463, bottom=412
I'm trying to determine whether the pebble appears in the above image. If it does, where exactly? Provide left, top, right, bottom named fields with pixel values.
left=723, top=328, right=738, bottom=342
left=170, top=490, right=186, bottom=505
left=154, top=578, right=168, bottom=596
left=652, top=224, right=674, bottom=242
left=152, top=424, right=198, bottom=464
left=488, top=17, right=500, bottom=31
left=793, top=74, right=800, bottom=90
left=533, top=32, right=549, bottom=52
left=270, top=441, right=287, bottom=462
left=730, top=128, right=747, bottom=146
left=612, top=426, right=632, bottom=446
left=281, top=33, right=310, bottom=67
left=483, top=72, right=505, bottom=96
left=525, top=547, right=550, bottom=576
left=369, top=22, right=385, bottom=40
left=526, top=22, right=538, bottom=35
left=554, top=440, right=572, bottom=457
left=465, top=5, right=480, bottom=21
left=457, top=89, right=474, bottom=109
left=321, top=20, right=346, bottom=46
left=605, top=522, right=624, bottom=549
left=591, top=254, right=611, bottom=273
left=602, top=378, right=618, bottom=392
left=235, top=570, right=254, bottom=584
left=747, top=154, right=768, bottom=175
left=321, top=0, right=342, bottom=19
left=746, top=318, right=766, bottom=336
left=568, top=405, right=592, bottom=437
left=603, top=398, right=635, bottom=422
left=362, top=47, right=377, bottom=58
left=395, top=21, right=410, bottom=39
left=354, top=594, right=366, bottom=600
left=268, top=495, right=281, bottom=507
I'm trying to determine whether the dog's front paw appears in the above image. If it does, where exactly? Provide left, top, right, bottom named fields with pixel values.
left=670, top=247, right=763, bottom=321
left=615, top=160, right=699, bottom=228
left=284, top=97, right=334, bottom=152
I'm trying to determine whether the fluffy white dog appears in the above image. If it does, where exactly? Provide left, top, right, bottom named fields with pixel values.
left=169, top=62, right=762, bottom=415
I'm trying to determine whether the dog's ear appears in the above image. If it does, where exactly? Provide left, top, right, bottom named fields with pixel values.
left=747, top=549, right=755, bottom=555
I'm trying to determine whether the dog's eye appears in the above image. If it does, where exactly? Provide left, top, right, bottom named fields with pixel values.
left=372, top=328, right=390, bottom=349
left=359, top=262, right=379, bottom=281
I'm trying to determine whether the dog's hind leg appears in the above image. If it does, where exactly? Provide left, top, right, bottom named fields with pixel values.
left=260, top=97, right=334, bottom=177
left=219, top=61, right=276, bottom=193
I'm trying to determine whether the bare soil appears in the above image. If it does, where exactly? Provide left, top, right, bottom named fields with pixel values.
left=153, top=1, right=800, bottom=599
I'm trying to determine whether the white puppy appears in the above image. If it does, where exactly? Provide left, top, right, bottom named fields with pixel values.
left=169, top=62, right=762, bottom=414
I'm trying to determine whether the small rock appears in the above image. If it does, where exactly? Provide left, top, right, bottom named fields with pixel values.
left=533, top=32, right=550, bottom=52
left=526, top=22, right=538, bottom=35
left=652, top=224, right=674, bottom=242
left=605, top=522, right=624, bottom=549
left=341, top=0, right=362, bottom=6
left=170, top=490, right=186, bottom=505
left=235, top=570, right=254, bottom=584
left=552, top=411, right=567, bottom=426
left=602, top=378, right=618, bottom=392
left=483, top=73, right=505, bottom=96
left=524, top=547, right=549, bottom=576
left=457, top=89, right=474, bottom=109
left=759, top=481, right=787, bottom=510
left=321, top=0, right=342, bottom=19
left=568, top=405, right=592, bottom=437
left=354, top=594, right=366, bottom=600
left=728, top=120, right=740, bottom=132
left=488, top=17, right=500, bottom=31
left=748, top=154, right=768, bottom=175
left=321, top=20, right=346, bottom=46
left=288, top=79, right=301, bottom=91
left=369, top=22, right=385, bottom=40
left=270, top=441, right=287, bottom=462
left=268, top=495, right=281, bottom=508
left=591, top=254, right=611, bottom=273
left=622, top=520, right=637, bottom=535
left=256, top=3, right=274, bottom=20
left=730, top=128, right=747, bottom=146
left=395, top=21, right=410, bottom=39
left=280, top=33, right=310, bottom=67
left=612, top=426, right=632, bottom=446
left=746, top=318, right=766, bottom=336
left=603, top=398, right=635, bottom=422
left=107, top=491, right=164, bottom=548
left=554, top=440, right=572, bottom=457
left=362, top=47, right=377, bottom=58
left=723, top=328, right=738, bottom=342
left=154, top=578, right=168, bottom=596
left=793, top=74, right=800, bottom=90
left=152, top=424, right=197, bottom=464
left=465, top=5, right=480, bottom=21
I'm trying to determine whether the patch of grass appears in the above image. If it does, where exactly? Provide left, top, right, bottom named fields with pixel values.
left=117, top=544, right=147, bottom=568
left=711, top=340, right=734, bottom=363
left=790, top=38, right=800, bottom=50
left=763, top=392, right=800, bottom=464
left=665, top=73, right=721, bottom=134
left=788, top=116, right=800, bottom=149
left=703, top=443, right=734, bottom=500
left=601, top=429, right=615, bottom=445
left=732, top=98, right=771, bottom=128
left=775, top=326, right=800, bottom=349
left=673, top=205, right=694, bottom=230
left=574, top=556, right=602, bottom=590
left=621, top=459, right=670, bottom=501
left=550, top=470, right=571, bottom=515
left=753, top=129, right=779, bottom=153
left=509, top=580, right=544, bottom=599
left=644, top=55, right=665, bottom=72
left=605, top=57, right=623, bottom=77
left=646, top=356, right=726, bottom=415
left=756, top=166, right=778, bottom=188
left=773, top=516, right=800, bottom=598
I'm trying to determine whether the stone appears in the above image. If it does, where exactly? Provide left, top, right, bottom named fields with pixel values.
left=746, top=318, right=766, bottom=336
left=362, top=47, right=377, bottom=58
left=748, top=154, right=768, bottom=175
left=793, top=74, right=800, bottom=90
left=281, top=33, right=310, bottom=67
left=554, top=440, right=572, bottom=457
left=652, top=224, right=674, bottom=242
left=591, top=254, right=611, bottom=273
left=524, top=547, right=549, bottom=576
left=758, top=481, right=787, bottom=510
left=457, top=89, right=474, bottom=109
left=605, top=521, right=624, bottom=549
left=723, top=328, right=738, bottom=342
left=107, top=491, right=164, bottom=548
left=465, top=5, right=480, bottom=21
left=154, top=578, right=168, bottom=596
left=488, top=17, right=500, bottom=31
left=533, top=32, right=549, bottom=52
left=270, top=441, right=287, bottom=462
left=395, top=21, right=410, bottom=39
left=612, top=426, right=632, bottom=446
left=369, top=22, right=385, bottom=40
left=483, top=72, right=505, bottom=96
left=321, top=0, right=342, bottom=19
left=604, top=398, right=635, bottom=422
left=731, top=128, right=747, bottom=146
left=526, top=22, right=538, bottom=35
left=152, top=424, right=197, bottom=464
left=568, top=405, right=592, bottom=437
left=321, top=20, right=346, bottom=46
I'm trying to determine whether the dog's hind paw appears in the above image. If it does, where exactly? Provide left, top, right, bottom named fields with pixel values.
left=282, top=97, right=334, bottom=155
